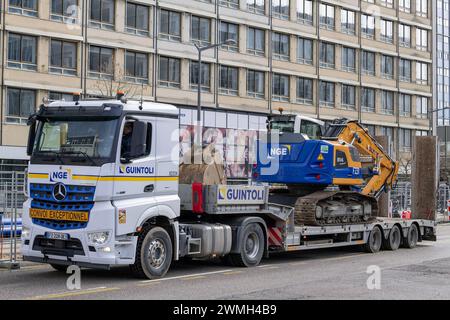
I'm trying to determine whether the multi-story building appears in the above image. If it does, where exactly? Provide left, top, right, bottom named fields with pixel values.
left=436, top=0, right=449, bottom=126
left=0, top=0, right=433, bottom=177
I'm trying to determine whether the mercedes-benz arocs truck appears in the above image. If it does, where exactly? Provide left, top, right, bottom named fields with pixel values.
left=21, top=96, right=437, bottom=279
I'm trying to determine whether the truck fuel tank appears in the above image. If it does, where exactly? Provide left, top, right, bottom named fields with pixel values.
left=180, top=223, right=232, bottom=258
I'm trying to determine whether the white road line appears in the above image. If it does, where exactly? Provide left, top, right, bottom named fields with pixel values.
left=139, top=269, right=233, bottom=283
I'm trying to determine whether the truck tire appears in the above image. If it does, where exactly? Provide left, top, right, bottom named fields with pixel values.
left=229, top=223, right=264, bottom=267
left=383, top=225, right=401, bottom=251
left=50, top=264, right=67, bottom=272
left=364, top=226, right=382, bottom=253
left=130, top=227, right=173, bottom=279
left=402, top=224, right=419, bottom=249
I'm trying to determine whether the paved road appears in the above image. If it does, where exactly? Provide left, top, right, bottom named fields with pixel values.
left=1, top=224, right=450, bottom=300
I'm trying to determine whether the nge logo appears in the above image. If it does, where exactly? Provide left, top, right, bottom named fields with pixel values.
left=49, top=169, right=72, bottom=182
left=269, top=145, right=292, bottom=157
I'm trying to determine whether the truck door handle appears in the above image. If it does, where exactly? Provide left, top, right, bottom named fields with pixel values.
left=144, top=184, right=154, bottom=193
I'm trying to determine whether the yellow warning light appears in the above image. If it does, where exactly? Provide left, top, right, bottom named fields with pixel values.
left=317, top=154, right=324, bottom=161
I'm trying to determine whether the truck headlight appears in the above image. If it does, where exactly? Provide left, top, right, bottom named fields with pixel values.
left=21, top=226, right=31, bottom=240
left=88, top=231, right=111, bottom=246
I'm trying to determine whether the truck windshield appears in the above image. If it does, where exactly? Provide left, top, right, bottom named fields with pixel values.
left=32, top=119, right=118, bottom=166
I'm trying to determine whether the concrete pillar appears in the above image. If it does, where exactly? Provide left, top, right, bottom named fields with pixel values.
left=375, top=136, right=391, bottom=217
left=411, top=136, right=438, bottom=220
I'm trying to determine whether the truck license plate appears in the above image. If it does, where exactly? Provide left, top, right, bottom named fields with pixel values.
left=45, top=232, right=69, bottom=241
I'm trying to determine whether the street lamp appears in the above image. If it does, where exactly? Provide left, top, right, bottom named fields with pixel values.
left=191, top=39, right=237, bottom=161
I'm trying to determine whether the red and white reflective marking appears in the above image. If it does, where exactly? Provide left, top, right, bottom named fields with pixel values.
left=268, top=227, right=284, bottom=247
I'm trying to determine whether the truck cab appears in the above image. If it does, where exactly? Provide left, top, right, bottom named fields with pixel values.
left=22, top=97, right=181, bottom=277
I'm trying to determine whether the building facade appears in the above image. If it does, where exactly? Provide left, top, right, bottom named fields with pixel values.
left=0, top=0, right=433, bottom=175
left=437, top=0, right=450, bottom=126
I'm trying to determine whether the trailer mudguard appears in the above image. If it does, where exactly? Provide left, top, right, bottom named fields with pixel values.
left=225, top=216, right=269, bottom=258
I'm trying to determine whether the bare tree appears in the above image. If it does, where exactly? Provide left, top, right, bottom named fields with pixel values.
left=91, top=62, right=145, bottom=99
left=399, top=157, right=412, bottom=176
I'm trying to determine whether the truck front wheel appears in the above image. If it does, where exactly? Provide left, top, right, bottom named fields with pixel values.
left=130, top=227, right=173, bottom=279
left=229, top=223, right=264, bottom=267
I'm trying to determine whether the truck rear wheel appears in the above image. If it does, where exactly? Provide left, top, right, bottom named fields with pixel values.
left=383, top=225, right=401, bottom=251
left=130, top=227, right=173, bottom=279
left=229, top=223, right=264, bottom=267
left=402, top=224, right=419, bottom=249
left=364, top=226, right=382, bottom=253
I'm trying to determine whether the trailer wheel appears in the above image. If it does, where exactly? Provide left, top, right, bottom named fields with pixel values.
left=50, top=264, right=67, bottom=272
left=230, top=223, right=264, bottom=267
left=130, top=227, right=173, bottom=279
left=383, top=225, right=402, bottom=251
left=402, top=224, right=419, bottom=249
left=364, top=226, right=382, bottom=253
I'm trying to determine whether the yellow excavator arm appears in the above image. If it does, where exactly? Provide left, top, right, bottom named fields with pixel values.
left=326, top=120, right=399, bottom=198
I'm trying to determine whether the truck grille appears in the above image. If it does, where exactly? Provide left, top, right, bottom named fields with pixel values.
left=30, top=183, right=95, bottom=230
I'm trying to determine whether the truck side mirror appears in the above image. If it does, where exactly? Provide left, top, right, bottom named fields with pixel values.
left=128, top=121, right=147, bottom=160
left=26, top=117, right=37, bottom=156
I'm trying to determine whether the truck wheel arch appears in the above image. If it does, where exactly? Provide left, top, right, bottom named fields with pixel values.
left=226, top=216, right=269, bottom=258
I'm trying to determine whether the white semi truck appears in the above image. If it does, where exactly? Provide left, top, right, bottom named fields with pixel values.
left=21, top=96, right=437, bottom=279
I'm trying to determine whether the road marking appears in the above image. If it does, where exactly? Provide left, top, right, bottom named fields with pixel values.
left=140, top=269, right=233, bottom=284
left=181, top=275, right=206, bottom=281
left=259, top=266, right=280, bottom=270
left=137, top=281, right=162, bottom=287
left=223, top=270, right=243, bottom=275
left=289, top=261, right=307, bottom=266
left=27, top=287, right=120, bottom=300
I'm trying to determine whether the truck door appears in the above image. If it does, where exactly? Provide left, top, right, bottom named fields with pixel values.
left=333, top=149, right=354, bottom=185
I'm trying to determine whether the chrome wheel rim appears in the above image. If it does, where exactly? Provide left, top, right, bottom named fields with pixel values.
left=148, top=239, right=166, bottom=269
left=245, top=232, right=260, bottom=259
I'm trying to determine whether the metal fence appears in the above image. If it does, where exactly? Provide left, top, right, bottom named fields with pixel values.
left=0, top=171, right=25, bottom=269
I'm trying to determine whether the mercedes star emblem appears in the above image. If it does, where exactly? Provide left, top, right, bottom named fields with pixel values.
left=53, top=183, right=67, bottom=201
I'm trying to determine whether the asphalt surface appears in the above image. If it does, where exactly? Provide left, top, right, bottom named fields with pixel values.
left=1, top=224, right=450, bottom=300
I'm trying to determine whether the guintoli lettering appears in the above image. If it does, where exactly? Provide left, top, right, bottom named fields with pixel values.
left=125, top=167, right=154, bottom=174
left=226, top=189, right=265, bottom=201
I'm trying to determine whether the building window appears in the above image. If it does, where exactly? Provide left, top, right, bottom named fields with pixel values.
left=158, top=56, right=180, bottom=88
left=380, top=126, right=394, bottom=140
left=296, top=77, right=313, bottom=105
left=88, top=46, right=113, bottom=79
left=50, top=40, right=77, bottom=76
left=297, top=37, right=313, bottom=65
left=7, top=33, right=37, bottom=71
left=297, top=0, right=313, bottom=25
left=190, top=61, right=210, bottom=92
left=381, top=90, right=394, bottom=115
left=362, top=51, right=375, bottom=76
left=399, top=24, right=411, bottom=47
left=319, top=3, right=335, bottom=30
left=272, top=0, right=289, bottom=20
left=191, top=16, right=211, bottom=46
left=399, top=0, right=411, bottom=13
left=319, top=42, right=335, bottom=69
left=49, top=91, right=74, bottom=101
left=380, top=19, right=393, bottom=43
left=219, top=65, right=239, bottom=96
left=380, top=0, right=393, bottom=8
left=341, top=9, right=355, bottom=35
left=341, top=85, right=356, bottom=110
left=361, top=14, right=375, bottom=39
left=341, top=47, right=356, bottom=73
left=126, top=2, right=149, bottom=36
left=90, top=0, right=115, bottom=30
left=416, top=0, right=428, bottom=18
left=319, top=81, right=334, bottom=107
left=8, top=0, right=38, bottom=17
left=399, top=58, right=412, bottom=82
left=220, top=21, right=239, bottom=52
left=220, top=0, right=239, bottom=9
left=399, top=128, right=412, bottom=152
left=51, top=0, right=78, bottom=23
left=125, top=51, right=148, bottom=84
left=361, top=87, right=375, bottom=112
left=416, top=62, right=428, bottom=85
left=416, top=96, right=428, bottom=119
left=159, top=9, right=181, bottom=42
left=6, top=87, right=36, bottom=124
left=272, top=74, right=289, bottom=102
left=272, top=32, right=289, bottom=61
left=399, top=93, right=412, bottom=117
left=381, top=55, right=394, bottom=79
left=416, top=28, right=428, bottom=51
left=247, top=0, right=265, bottom=15
left=416, top=130, right=428, bottom=137
left=247, top=70, right=265, bottom=99
left=247, top=27, right=265, bottom=56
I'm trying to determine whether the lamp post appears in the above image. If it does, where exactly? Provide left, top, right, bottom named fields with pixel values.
left=192, top=39, right=237, bottom=163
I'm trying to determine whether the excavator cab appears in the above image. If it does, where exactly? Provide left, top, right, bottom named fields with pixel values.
left=267, top=114, right=325, bottom=140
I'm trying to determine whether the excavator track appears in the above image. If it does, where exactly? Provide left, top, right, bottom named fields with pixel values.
left=294, top=191, right=379, bottom=226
